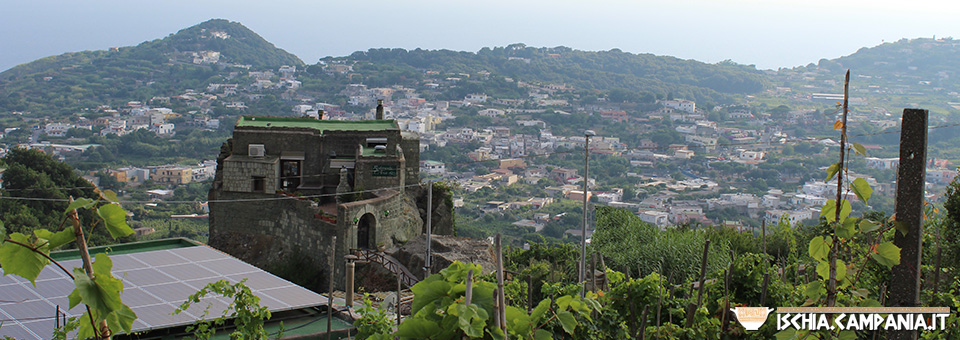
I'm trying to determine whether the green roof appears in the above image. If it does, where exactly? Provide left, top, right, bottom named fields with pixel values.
left=49, top=237, right=202, bottom=261
left=236, top=116, right=398, bottom=132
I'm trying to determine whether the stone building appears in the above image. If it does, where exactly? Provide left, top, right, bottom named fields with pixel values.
left=209, top=115, right=451, bottom=290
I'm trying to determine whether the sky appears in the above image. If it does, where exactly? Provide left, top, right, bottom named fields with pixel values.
left=2, top=0, right=959, bottom=72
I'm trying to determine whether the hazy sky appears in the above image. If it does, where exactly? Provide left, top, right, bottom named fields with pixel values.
left=2, top=0, right=958, bottom=72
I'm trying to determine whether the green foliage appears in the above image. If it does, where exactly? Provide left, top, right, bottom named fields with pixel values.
left=346, top=45, right=767, bottom=104
left=1, top=185, right=136, bottom=339
left=592, top=206, right=730, bottom=284
left=0, top=148, right=133, bottom=246
left=375, top=261, right=598, bottom=339
left=175, top=279, right=277, bottom=340
left=354, top=294, right=393, bottom=339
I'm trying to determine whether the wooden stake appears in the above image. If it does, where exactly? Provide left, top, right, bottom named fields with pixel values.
left=328, top=236, right=336, bottom=340
left=760, top=273, right=770, bottom=306
left=494, top=234, right=507, bottom=338
left=827, top=69, right=851, bottom=308
left=686, top=240, right=710, bottom=328
left=638, top=304, right=649, bottom=340
left=761, top=219, right=766, bottom=255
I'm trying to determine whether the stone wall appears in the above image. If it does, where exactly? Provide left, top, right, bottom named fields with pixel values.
left=221, top=155, right=280, bottom=193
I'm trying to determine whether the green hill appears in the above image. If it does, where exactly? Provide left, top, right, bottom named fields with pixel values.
left=0, top=19, right=302, bottom=116
left=337, top=44, right=769, bottom=104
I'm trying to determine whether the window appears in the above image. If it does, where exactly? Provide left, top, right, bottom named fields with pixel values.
left=252, top=176, right=265, bottom=193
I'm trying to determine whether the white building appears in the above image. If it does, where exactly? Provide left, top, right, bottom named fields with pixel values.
left=465, top=93, right=489, bottom=103
left=639, top=210, right=670, bottom=227
left=478, top=108, right=505, bottom=117
left=421, top=160, right=446, bottom=175
left=661, top=99, right=697, bottom=113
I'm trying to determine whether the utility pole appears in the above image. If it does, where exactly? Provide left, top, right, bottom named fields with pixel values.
left=580, top=130, right=595, bottom=297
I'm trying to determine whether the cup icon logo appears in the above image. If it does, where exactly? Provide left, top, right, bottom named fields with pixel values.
left=730, top=307, right=775, bottom=330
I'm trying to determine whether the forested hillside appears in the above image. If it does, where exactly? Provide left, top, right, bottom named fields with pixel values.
left=0, top=19, right=302, bottom=116
left=339, top=44, right=768, bottom=104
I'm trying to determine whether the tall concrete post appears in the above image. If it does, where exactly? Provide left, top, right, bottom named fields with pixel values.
left=345, top=255, right=356, bottom=308
left=888, top=108, right=928, bottom=340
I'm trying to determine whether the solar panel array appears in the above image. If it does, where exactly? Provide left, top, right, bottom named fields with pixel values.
left=0, top=244, right=328, bottom=340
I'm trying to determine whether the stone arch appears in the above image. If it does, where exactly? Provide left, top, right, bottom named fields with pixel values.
left=357, top=213, right=376, bottom=249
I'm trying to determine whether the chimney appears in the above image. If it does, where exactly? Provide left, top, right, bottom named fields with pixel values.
left=318, top=109, right=325, bottom=120
left=376, top=99, right=384, bottom=120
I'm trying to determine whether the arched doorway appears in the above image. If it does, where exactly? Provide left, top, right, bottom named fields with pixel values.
left=357, top=213, right=376, bottom=249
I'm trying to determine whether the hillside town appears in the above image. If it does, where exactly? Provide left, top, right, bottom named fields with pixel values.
left=3, top=60, right=958, bottom=245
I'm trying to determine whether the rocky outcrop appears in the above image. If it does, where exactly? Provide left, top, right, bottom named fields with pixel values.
left=390, top=235, right=495, bottom=280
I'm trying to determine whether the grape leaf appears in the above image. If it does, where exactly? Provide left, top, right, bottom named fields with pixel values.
left=825, top=163, right=841, bottom=181
left=859, top=219, right=879, bottom=233
left=65, top=198, right=95, bottom=214
left=838, top=199, right=852, bottom=221
left=852, top=178, right=873, bottom=203
left=100, top=190, right=120, bottom=203
left=838, top=217, right=856, bottom=239
left=870, top=241, right=901, bottom=268
left=557, top=310, right=577, bottom=334
left=834, top=120, right=844, bottom=130
left=73, top=254, right=124, bottom=315
left=35, top=228, right=76, bottom=250
left=105, top=304, right=137, bottom=334
left=808, top=236, right=830, bottom=262
left=851, top=142, right=867, bottom=156
left=0, top=233, right=50, bottom=286
left=534, top=329, right=553, bottom=340
left=816, top=259, right=846, bottom=281
left=821, top=200, right=837, bottom=222
left=97, top=204, right=134, bottom=239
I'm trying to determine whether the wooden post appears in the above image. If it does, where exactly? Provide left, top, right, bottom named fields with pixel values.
left=465, top=269, right=474, bottom=305
left=933, top=246, right=942, bottom=296
left=527, top=274, right=534, bottom=311
left=889, top=108, right=928, bottom=340
left=686, top=240, right=710, bottom=328
left=761, top=219, right=766, bottom=255
left=425, top=180, right=433, bottom=279
left=396, top=273, right=402, bottom=327
left=327, top=236, right=336, bottom=340
left=591, top=252, right=597, bottom=293
left=638, top=304, right=649, bottom=340
left=760, top=273, right=770, bottom=306
left=494, top=234, right=507, bottom=338
left=492, top=289, right=501, bottom=330
left=628, top=299, right=639, bottom=338
left=826, top=70, right=851, bottom=308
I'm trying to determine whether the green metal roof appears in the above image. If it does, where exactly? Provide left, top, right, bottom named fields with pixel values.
left=236, top=116, right=398, bottom=132
left=49, top=237, right=202, bottom=261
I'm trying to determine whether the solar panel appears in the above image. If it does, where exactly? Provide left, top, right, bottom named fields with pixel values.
left=0, top=242, right=329, bottom=340
left=0, top=323, right=36, bottom=340
left=145, top=282, right=196, bottom=302
left=156, top=263, right=218, bottom=281
left=30, top=278, right=75, bottom=299
left=0, top=284, right=39, bottom=302
left=130, top=249, right=189, bottom=267
left=120, top=288, right=163, bottom=306
left=118, top=268, right=178, bottom=286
